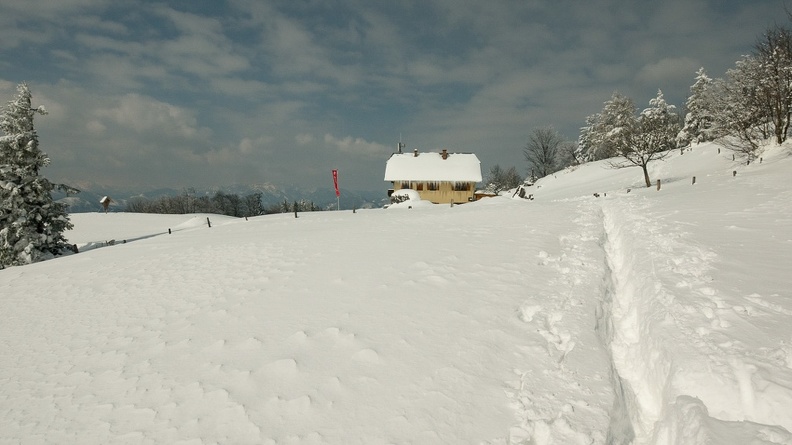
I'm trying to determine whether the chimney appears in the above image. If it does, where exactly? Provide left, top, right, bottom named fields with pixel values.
left=413, top=148, right=418, bottom=157
left=441, top=149, right=448, bottom=160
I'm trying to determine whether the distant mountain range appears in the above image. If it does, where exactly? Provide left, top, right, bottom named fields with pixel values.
left=54, top=182, right=389, bottom=213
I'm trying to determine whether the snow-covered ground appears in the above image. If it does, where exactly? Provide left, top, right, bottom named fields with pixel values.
left=0, top=142, right=790, bottom=444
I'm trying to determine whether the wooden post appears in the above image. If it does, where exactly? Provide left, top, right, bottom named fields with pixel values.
left=733, top=170, right=737, bottom=177
left=692, top=176, right=696, bottom=185
left=207, top=217, right=211, bottom=228
left=733, top=154, right=735, bottom=161
left=656, top=179, right=661, bottom=191
left=450, top=199, right=454, bottom=207
left=760, top=157, right=763, bottom=163
left=168, top=228, right=171, bottom=234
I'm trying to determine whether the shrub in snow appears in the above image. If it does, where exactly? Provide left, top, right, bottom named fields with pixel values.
left=483, top=164, right=522, bottom=194
left=387, top=189, right=434, bottom=208
left=0, top=84, right=73, bottom=267
left=389, top=189, right=421, bottom=204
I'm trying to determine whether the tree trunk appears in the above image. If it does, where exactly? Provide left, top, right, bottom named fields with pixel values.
left=642, top=164, right=651, bottom=188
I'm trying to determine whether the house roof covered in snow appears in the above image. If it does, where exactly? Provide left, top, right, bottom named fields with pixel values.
left=384, top=151, right=482, bottom=182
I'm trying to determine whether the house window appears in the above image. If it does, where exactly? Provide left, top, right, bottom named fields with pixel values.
left=417, top=182, right=424, bottom=191
left=453, top=182, right=470, bottom=191
left=427, top=182, right=439, bottom=191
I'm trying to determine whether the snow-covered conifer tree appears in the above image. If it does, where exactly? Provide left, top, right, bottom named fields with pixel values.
left=678, top=68, right=716, bottom=147
left=577, top=92, right=636, bottom=161
left=0, top=83, right=73, bottom=267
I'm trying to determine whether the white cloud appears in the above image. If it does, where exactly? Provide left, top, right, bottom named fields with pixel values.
left=323, top=134, right=389, bottom=156
left=636, top=57, right=699, bottom=90
left=99, top=94, right=210, bottom=141
left=85, top=120, right=105, bottom=135
left=295, top=133, right=314, bottom=145
left=237, top=135, right=273, bottom=155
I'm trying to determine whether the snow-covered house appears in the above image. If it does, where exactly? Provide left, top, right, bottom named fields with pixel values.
left=384, top=148, right=482, bottom=204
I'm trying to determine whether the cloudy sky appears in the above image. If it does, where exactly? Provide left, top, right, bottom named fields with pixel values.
left=0, top=0, right=786, bottom=192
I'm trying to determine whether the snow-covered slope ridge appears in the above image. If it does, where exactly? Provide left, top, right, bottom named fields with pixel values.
left=531, top=143, right=792, bottom=444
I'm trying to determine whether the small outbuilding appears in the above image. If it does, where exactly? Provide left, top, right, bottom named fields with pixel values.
left=99, top=196, right=113, bottom=213
left=384, top=148, right=482, bottom=204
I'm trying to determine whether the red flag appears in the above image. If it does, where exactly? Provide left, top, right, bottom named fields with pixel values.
left=332, top=169, right=340, bottom=197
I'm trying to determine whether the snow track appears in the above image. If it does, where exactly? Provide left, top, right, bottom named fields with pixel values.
left=599, top=197, right=672, bottom=444
left=597, top=192, right=792, bottom=445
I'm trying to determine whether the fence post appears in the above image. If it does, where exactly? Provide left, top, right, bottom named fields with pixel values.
left=692, top=176, right=696, bottom=185
left=656, top=179, right=661, bottom=191
left=733, top=170, right=737, bottom=177
left=168, top=228, right=171, bottom=234
left=207, top=217, right=211, bottom=228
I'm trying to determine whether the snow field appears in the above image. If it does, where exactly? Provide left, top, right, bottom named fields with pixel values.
left=1, top=201, right=619, bottom=444
left=0, top=141, right=790, bottom=444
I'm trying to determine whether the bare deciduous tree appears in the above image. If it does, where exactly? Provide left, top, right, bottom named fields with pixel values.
left=524, top=127, right=563, bottom=178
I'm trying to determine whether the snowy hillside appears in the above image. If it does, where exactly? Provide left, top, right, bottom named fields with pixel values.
left=1, top=142, right=790, bottom=444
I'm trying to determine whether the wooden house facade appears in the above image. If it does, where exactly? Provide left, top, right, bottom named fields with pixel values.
left=384, top=148, right=482, bottom=204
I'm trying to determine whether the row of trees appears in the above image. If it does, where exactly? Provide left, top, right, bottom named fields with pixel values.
left=561, top=24, right=792, bottom=188
left=681, top=26, right=792, bottom=159
left=124, top=190, right=323, bottom=217
left=125, top=190, right=266, bottom=217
